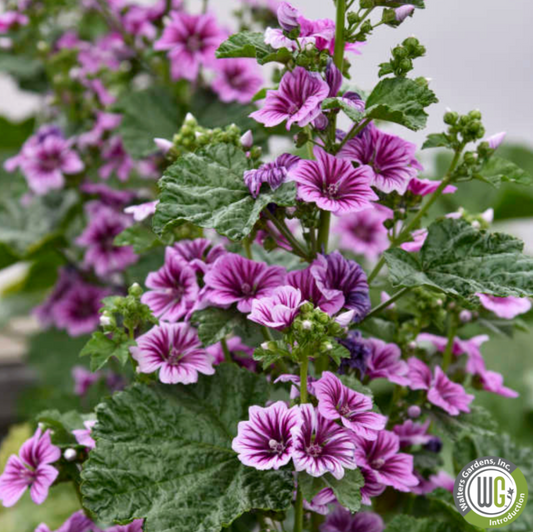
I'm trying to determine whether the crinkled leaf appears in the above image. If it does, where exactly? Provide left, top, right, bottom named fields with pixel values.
left=385, top=515, right=474, bottom=532
left=80, top=332, right=134, bottom=372
left=374, top=0, right=425, bottom=7
left=192, top=307, right=249, bottom=347
left=254, top=340, right=292, bottom=370
left=385, top=218, right=533, bottom=299
left=430, top=405, right=497, bottom=442
left=365, top=77, right=438, bottom=131
left=475, top=156, right=532, bottom=188
left=322, top=97, right=364, bottom=123
left=153, top=143, right=296, bottom=241
left=81, top=365, right=293, bottom=532
left=114, top=86, right=183, bottom=159
left=328, top=341, right=351, bottom=366
left=426, top=489, right=483, bottom=532
left=114, top=224, right=161, bottom=253
left=216, top=32, right=292, bottom=65
left=422, top=133, right=453, bottom=150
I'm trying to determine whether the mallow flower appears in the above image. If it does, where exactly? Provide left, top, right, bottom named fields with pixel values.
left=289, top=147, right=377, bottom=215
left=232, top=401, right=302, bottom=470
left=322, top=507, right=384, bottom=532
left=250, top=67, right=330, bottom=129
left=314, top=372, right=387, bottom=440
left=0, top=428, right=60, bottom=507
left=248, top=286, right=303, bottom=330
left=476, top=293, right=531, bottom=319
left=204, top=253, right=286, bottom=313
left=291, top=403, right=358, bottom=480
left=244, top=153, right=300, bottom=198
left=130, top=323, right=214, bottom=384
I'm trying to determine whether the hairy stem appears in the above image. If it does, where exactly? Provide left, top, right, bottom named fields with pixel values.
left=294, top=485, right=304, bottom=532
left=300, top=352, right=309, bottom=404
left=221, top=338, right=232, bottom=363
left=243, top=237, right=253, bottom=260
left=333, top=0, right=347, bottom=71
left=367, top=149, right=464, bottom=284
left=316, top=210, right=331, bottom=253
left=363, top=287, right=410, bottom=321
left=264, top=209, right=310, bottom=260
left=442, top=316, right=458, bottom=371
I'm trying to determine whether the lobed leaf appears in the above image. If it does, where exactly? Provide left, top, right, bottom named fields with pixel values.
left=216, top=32, right=292, bottom=65
left=81, top=365, right=293, bottom=532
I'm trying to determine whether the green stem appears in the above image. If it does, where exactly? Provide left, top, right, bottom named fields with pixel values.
left=316, top=210, right=331, bottom=253
left=442, top=316, right=458, bottom=371
left=311, top=513, right=324, bottom=532
left=367, top=148, right=464, bottom=284
left=260, top=326, right=274, bottom=342
left=294, top=485, right=304, bottom=532
left=335, top=117, right=371, bottom=154
left=333, top=0, right=347, bottom=71
left=363, top=287, right=410, bottom=321
left=221, top=338, right=232, bottom=363
left=300, top=352, right=309, bottom=404
left=243, top=237, right=253, bottom=260
left=264, top=209, right=310, bottom=260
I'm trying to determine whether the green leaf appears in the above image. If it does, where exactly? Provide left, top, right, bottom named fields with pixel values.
left=81, top=365, right=293, bottom=532
left=422, top=133, right=453, bottom=150
left=375, top=0, right=425, bottom=7
left=475, top=156, right=533, bottom=188
left=385, top=515, right=471, bottom=532
left=322, top=98, right=364, bottom=123
left=216, top=32, right=292, bottom=65
left=430, top=405, right=497, bottom=442
left=384, top=217, right=533, bottom=299
left=37, top=410, right=92, bottom=448
left=328, top=341, right=351, bottom=366
left=114, top=224, right=161, bottom=253
left=192, top=307, right=249, bottom=347
left=80, top=332, right=134, bottom=372
left=297, top=469, right=364, bottom=513
left=153, top=143, right=296, bottom=241
left=253, top=340, right=291, bottom=370
left=365, top=77, right=438, bottom=131
left=114, top=86, right=183, bottom=159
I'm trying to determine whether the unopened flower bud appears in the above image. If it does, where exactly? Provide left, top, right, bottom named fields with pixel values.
left=129, top=282, right=143, bottom=297
left=480, top=208, right=494, bottom=223
left=395, top=4, right=415, bottom=22
left=407, top=405, right=421, bottom=418
left=184, top=112, right=197, bottom=126
left=154, top=137, right=173, bottom=154
left=408, top=341, right=417, bottom=350
left=300, top=302, right=314, bottom=315
left=240, top=130, right=253, bottom=149
left=302, top=319, right=313, bottom=331
left=64, top=448, right=77, bottom=462
left=277, top=2, right=300, bottom=32
left=261, top=342, right=270, bottom=350
left=321, top=341, right=333, bottom=352
left=100, top=314, right=112, bottom=327
left=459, top=310, right=472, bottom=323
left=486, top=131, right=506, bottom=150
left=471, top=220, right=481, bottom=230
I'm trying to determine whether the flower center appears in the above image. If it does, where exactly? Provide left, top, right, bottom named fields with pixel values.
left=371, top=458, right=385, bottom=470
left=187, top=35, right=202, bottom=51
left=166, top=347, right=183, bottom=366
left=269, top=439, right=286, bottom=455
left=325, top=183, right=339, bottom=198
left=339, top=405, right=352, bottom=417
left=241, top=282, right=254, bottom=296
left=306, top=443, right=322, bottom=457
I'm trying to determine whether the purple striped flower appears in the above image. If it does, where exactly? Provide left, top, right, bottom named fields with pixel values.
left=124, top=200, right=159, bottom=222
left=0, top=428, right=60, bottom=507
left=204, top=253, right=286, bottom=313
left=52, top=282, right=110, bottom=337
left=427, top=367, right=474, bottom=416
left=289, top=147, right=377, bottom=215
left=244, top=153, right=300, bottom=198
left=303, top=487, right=336, bottom=515
left=277, top=2, right=300, bottom=31
left=311, top=251, right=371, bottom=321
left=72, top=366, right=101, bottom=397
left=250, top=67, right=330, bottom=130
left=406, top=357, right=433, bottom=390
left=130, top=323, right=214, bottom=384
left=479, top=370, right=519, bottom=399
left=476, top=293, right=531, bottom=319
left=173, top=238, right=227, bottom=275
left=212, top=58, right=263, bottom=104
left=322, top=507, right=384, bottom=532
left=333, top=204, right=392, bottom=261
left=360, top=467, right=386, bottom=505
left=486, top=131, right=506, bottom=150
left=5, top=127, right=83, bottom=195
left=400, top=228, right=427, bottom=252
left=353, top=430, right=419, bottom=492
left=141, top=247, right=199, bottom=322
left=338, top=330, right=371, bottom=377
left=395, top=5, right=415, bottom=22
left=291, top=403, right=357, bottom=479
left=314, top=372, right=387, bottom=441
left=392, top=420, right=432, bottom=448
left=364, top=338, right=409, bottom=385
left=339, top=125, right=422, bottom=194
left=34, top=511, right=93, bottom=532
left=76, top=206, right=137, bottom=277
left=232, top=401, right=302, bottom=470
left=287, top=266, right=344, bottom=316
left=206, top=336, right=255, bottom=370
left=248, top=286, right=303, bottom=330
left=154, top=12, right=224, bottom=81
left=98, top=136, right=134, bottom=182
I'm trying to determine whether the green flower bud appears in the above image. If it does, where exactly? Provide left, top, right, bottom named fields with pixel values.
left=347, top=12, right=360, bottom=25
left=129, top=283, right=143, bottom=298
left=296, top=54, right=311, bottom=67
left=403, top=36, right=420, bottom=50
left=392, top=46, right=408, bottom=59
left=315, top=310, right=330, bottom=325
left=469, top=109, right=482, bottom=120
left=300, top=302, right=314, bottom=315
left=399, top=58, right=413, bottom=71
left=443, top=111, right=458, bottom=125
